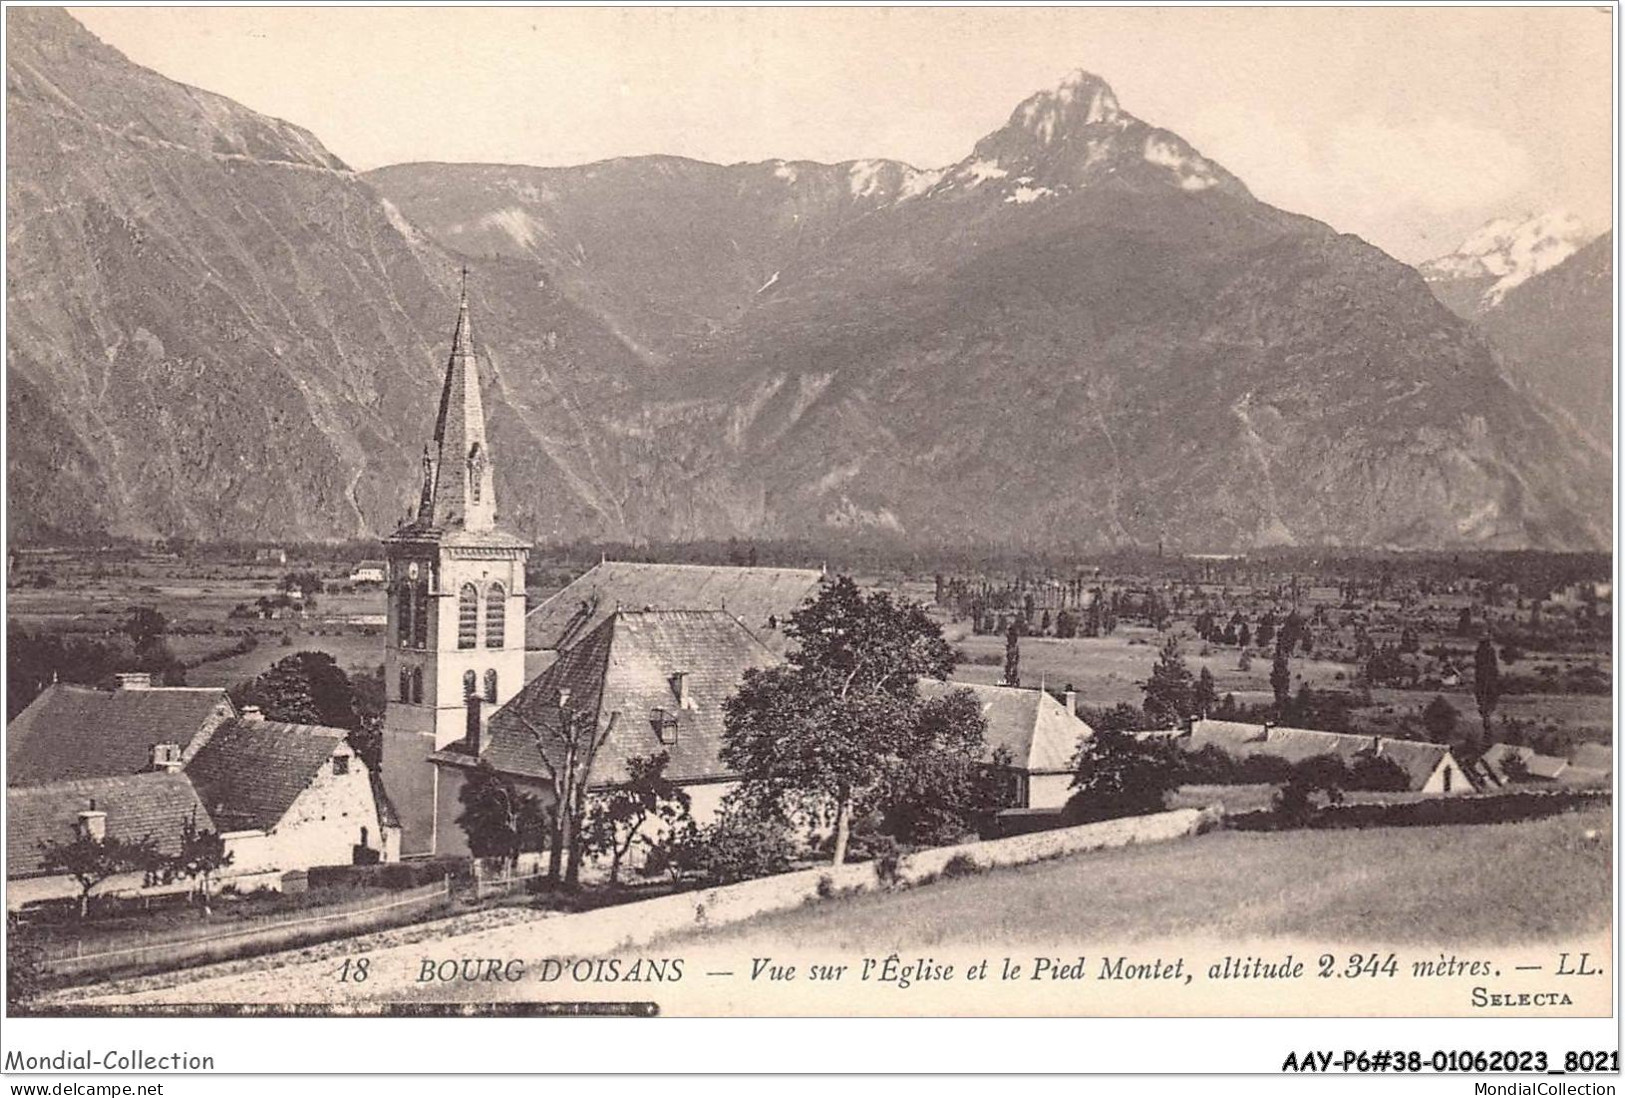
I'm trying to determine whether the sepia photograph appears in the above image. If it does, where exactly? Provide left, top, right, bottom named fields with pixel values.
left=1, top=1, right=1617, bottom=1080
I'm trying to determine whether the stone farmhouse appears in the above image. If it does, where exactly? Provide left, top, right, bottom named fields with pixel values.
left=917, top=680, right=1095, bottom=811
left=1185, top=718, right=1472, bottom=793
left=6, top=677, right=396, bottom=909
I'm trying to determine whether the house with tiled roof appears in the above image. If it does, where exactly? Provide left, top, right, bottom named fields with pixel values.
left=917, top=681, right=1094, bottom=810
left=7, top=771, right=212, bottom=907
left=6, top=707, right=397, bottom=910
left=1186, top=719, right=1472, bottom=794
left=7, top=675, right=235, bottom=786
left=427, top=609, right=782, bottom=858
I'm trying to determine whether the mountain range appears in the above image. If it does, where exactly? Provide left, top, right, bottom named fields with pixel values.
left=6, top=9, right=1610, bottom=551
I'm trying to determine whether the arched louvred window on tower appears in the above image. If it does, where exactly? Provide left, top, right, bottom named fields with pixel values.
left=411, top=580, right=429, bottom=649
left=395, top=582, right=413, bottom=646
left=486, top=583, right=506, bottom=648
left=484, top=668, right=498, bottom=704
left=411, top=667, right=423, bottom=704
left=398, top=667, right=411, bottom=703
left=458, top=583, right=479, bottom=649
left=463, top=669, right=477, bottom=699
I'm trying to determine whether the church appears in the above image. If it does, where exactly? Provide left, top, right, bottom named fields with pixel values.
left=380, top=281, right=824, bottom=858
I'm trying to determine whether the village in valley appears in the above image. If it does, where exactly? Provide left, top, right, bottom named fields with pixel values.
left=3, top=283, right=1612, bottom=1007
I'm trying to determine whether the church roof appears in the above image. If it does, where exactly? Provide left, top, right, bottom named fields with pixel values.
left=917, top=680, right=1094, bottom=773
left=524, top=561, right=825, bottom=653
left=183, top=718, right=351, bottom=831
left=395, top=275, right=513, bottom=540
left=436, top=609, right=782, bottom=787
left=7, top=684, right=235, bottom=787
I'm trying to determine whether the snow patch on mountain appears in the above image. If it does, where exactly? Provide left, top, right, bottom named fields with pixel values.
left=848, top=159, right=887, bottom=199
left=480, top=206, right=549, bottom=250
left=1143, top=133, right=1218, bottom=192
left=1006, top=184, right=1056, bottom=204
left=960, top=158, right=1010, bottom=186
left=773, top=161, right=798, bottom=183
left=897, top=167, right=944, bottom=201
left=1419, top=211, right=1594, bottom=309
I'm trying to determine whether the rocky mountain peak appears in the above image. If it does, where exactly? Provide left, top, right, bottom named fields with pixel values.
left=936, top=68, right=1250, bottom=203
left=1010, top=69, right=1125, bottom=142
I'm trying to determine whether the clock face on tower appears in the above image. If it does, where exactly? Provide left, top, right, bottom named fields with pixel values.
left=408, top=562, right=420, bottom=581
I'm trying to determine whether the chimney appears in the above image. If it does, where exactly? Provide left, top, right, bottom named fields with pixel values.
left=671, top=671, right=690, bottom=709
left=1063, top=686, right=1077, bottom=716
left=114, top=672, right=153, bottom=691
left=77, top=807, right=107, bottom=842
left=466, top=693, right=485, bottom=755
left=148, top=743, right=183, bottom=773
left=241, top=705, right=265, bottom=721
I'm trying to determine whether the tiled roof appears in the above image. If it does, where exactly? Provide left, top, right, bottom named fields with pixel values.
left=440, top=610, right=782, bottom=787
left=183, top=719, right=349, bottom=831
left=7, top=684, right=235, bottom=786
left=918, top=680, right=1093, bottom=773
left=7, top=772, right=212, bottom=878
left=524, top=561, right=825, bottom=653
left=1186, top=719, right=1269, bottom=753
left=1187, top=719, right=1455, bottom=791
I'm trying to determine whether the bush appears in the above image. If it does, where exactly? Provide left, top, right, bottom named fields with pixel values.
left=1347, top=752, right=1411, bottom=792
left=1064, top=730, right=1183, bottom=824
left=306, top=857, right=471, bottom=891
left=689, top=813, right=795, bottom=886
left=1237, top=754, right=1294, bottom=784
left=939, top=853, right=984, bottom=880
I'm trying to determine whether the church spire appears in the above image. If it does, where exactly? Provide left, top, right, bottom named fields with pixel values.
left=423, top=267, right=496, bottom=531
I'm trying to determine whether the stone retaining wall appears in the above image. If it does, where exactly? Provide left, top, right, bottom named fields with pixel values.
left=566, top=806, right=1219, bottom=955
left=75, top=805, right=1218, bottom=1004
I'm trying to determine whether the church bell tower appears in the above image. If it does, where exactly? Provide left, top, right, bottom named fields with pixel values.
left=382, top=272, right=530, bottom=857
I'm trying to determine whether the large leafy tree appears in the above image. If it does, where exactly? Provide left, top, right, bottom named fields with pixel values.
left=582, top=752, right=692, bottom=885
left=1193, top=666, right=1219, bottom=719
left=159, top=809, right=235, bottom=915
left=233, top=650, right=360, bottom=732
left=39, top=831, right=161, bottom=918
left=877, top=688, right=1008, bottom=847
left=455, top=761, right=550, bottom=872
left=1066, top=730, right=1182, bottom=824
left=721, top=575, right=959, bottom=865
left=1421, top=694, right=1461, bottom=742
left=1473, top=638, right=1500, bottom=747
left=122, top=606, right=167, bottom=651
left=1142, top=636, right=1194, bottom=728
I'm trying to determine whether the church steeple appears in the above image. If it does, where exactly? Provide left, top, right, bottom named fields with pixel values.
left=422, top=268, right=497, bottom=531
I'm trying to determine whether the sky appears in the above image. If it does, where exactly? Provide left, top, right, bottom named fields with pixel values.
left=68, top=6, right=1613, bottom=263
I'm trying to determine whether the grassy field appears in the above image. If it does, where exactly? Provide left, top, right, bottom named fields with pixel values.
left=661, top=805, right=1613, bottom=950
left=948, top=625, right=1360, bottom=708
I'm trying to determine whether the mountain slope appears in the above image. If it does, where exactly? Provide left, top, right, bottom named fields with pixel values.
left=1477, top=231, right=1613, bottom=447
left=5, top=7, right=662, bottom=544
